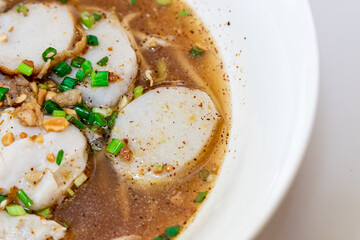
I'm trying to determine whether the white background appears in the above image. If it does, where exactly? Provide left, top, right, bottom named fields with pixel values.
left=256, top=0, right=360, bottom=239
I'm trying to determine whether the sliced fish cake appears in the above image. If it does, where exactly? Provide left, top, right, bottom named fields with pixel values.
left=0, top=211, right=66, bottom=240
left=52, top=11, right=138, bottom=107
left=0, top=2, right=77, bottom=75
left=0, top=109, right=88, bottom=210
left=108, top=87, right=220, bottom=182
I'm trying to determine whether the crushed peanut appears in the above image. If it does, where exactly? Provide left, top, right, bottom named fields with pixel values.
left=15, top=93, right=27, bottom=104
left=2, top=133, right=14, bottom=146
left=29, top=82, right=38, bottom=94
left=154, top=167, right=163, bottom=174
left=35, top=135, right=44, bottom=143
left=0, top=83, right=5, bottom=87
left=46, top=153, right=55, bottom=163
left=37, top=88, right=47, bottom=106
left=0, top=101, right=3, bottom=107
left=43, top=117, right=69, bottom=132
left=19, top=132, right=27, bottom=139
left=65, top=108, right=77, bottom=116
left=45, top=91, right=56, bottom=101
left=0, top=33, right=8, bottom=43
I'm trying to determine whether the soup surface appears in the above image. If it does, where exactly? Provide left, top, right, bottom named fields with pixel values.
left=0, top=0, right=231, bottom=239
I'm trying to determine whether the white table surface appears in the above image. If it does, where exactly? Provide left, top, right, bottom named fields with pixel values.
left=255, top=0, right=360, bottom=239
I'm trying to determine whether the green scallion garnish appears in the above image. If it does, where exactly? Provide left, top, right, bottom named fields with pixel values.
left=165, top=225, right=181, bottom=237
left=153, top=236, right=168, bottom=240
left=17, top=189, right=33, bottom=207
left=44, top=100, right=62, bottom=114
left=87, top=35, right=99, bottom=46
left=75, top=70, right=85, bottom=81
left=36, top=208, right=50, bottom=217
left=65, top=114, right=76, bottom=121
left=107, top=111, right=119, bottom=129
left=82, top=60, right=93, bottom=77
left=38, top=83, right=48, bottom=90
left=97, top=56, right=109, bottom=66
left=74, top=172, right=88, bottom=187
left=53, top=61, right=72, bottom=78
left=56, top=150, right=64, bottom=166
left=81, top=11, right=95, bottom=29
left=156, top=0, right=172, bottom=6
left=67, top=188, right=75, bottom=196
left=17, top=62, right=33, bottom=76
left=42, top=47, right=57, bottom=62
left=16, top=4, right=28, bottom=16
left=180, top=10, right=189, bottom=16
left=189, top=46, right=205, bottom=58
left=0, top=87, right=9, bottom=101
left=71, top=57, right=86, bottom=68
left=88, top=112, right=107, bottom=127
left=70, top=118, right=86, bottom=129
left=60, top=77, right=78, bottom=92
left=130, top=0, right=136, bottom=5
left=198, top=169, right=210, bottom=181
left=58, top=0, right=67, bottom=3
left=6, top=205, right=26, bottom=216
left=74, top=103, right=91, bottom=121
left=91, top=71, right=109, bottom=87
left=0, top=195, right=7, bottom=202
left=151, top=164, right=164, bottom=168
left=52, top=110, right=66, bottom=118
left=63, top=221, right=69, bottom=228
left=194, top=191, right=208, bottom=203
left=134, top=86, right=143, bottom=99
left=92, top=107, right=113, bottom=117
left=106, top=138, right=125, bottom=155
left=93, top=13, right=102, bottom=21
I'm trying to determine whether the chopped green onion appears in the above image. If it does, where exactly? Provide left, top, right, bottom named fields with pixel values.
left=76, top=70, right=85, bottom=81
left=81, top=11, right=95, bottom=29
left=97, top=56, right=109, bottom=66
left=0, top=87, right=9, bottom=101
left=16, top=4, right=28, bottom=16
left=180, top=10, right=189, bottom=16
left=38, top=84, right=48, bottom=90
left=71, top=57, right=86, bottom=68
left=88, top=112, right=107, bottom=127
left=60, top=77, right=78, bottom=92
left=91, top=71, right=109, bottom=87
left=44, top=100, right=62, bottom=114
left=92, top=107, right=113, bottom=117
left=74, top=103, right=91, bottom=121
left=56, top=150, right=64, bottom=166
left=52, top=110, right=66, bottom=118
left=156, top=0, right=172, bottom=6
left=74, top=173, right=88, bottom=187
left=106, top=111, right=119, bottom=129
left=0, top=195, right=7, bottom=203
left=87, top=35, right=99, bottom=46
left=194, top=191, right=208, bottom=203
left=165, top=225, right=181, bottom=237
left=130, top=0, right=136, bottom=5
left=36, top=208, right=50, bottom=217
left=153, top=236, right=169, bottom=240
left=134, top=86, right=143, bottom=99
left=24, top=208, right=33, bottom=214
left=53, top=61, right=72, bottom=78
left=151, top=164, right=164, bottom=168
left=42, top=47, right=57, bottom=62
left=67, top=188, right=75, bottom=196
left=6, top=205, right=26, bottom=216
left=17, top=189, right=33, bottom=207
left=93, top=13, right=102, bottom=21
left=58, top=0, right=67, bottom=3
left=82, top=60, right=93, bottom=77
left=189, top=46, right=205, bottom=58
left=65, top=114, right=76, bottom=121
left=106, top=138, right=125, bottom=155
left=198, top=169, right=210, bottom=181
left=17, top=62, right=33, bottom=76
left=63, top=221, right=69, bottom=228
left=70, top=118, right=86, bottom=129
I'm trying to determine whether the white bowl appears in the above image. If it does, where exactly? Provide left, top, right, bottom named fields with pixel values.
left=179, top=0, right=319, bottom=239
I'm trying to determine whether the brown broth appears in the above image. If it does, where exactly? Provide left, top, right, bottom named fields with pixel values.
left=5, top=0, right=232, bottom=239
